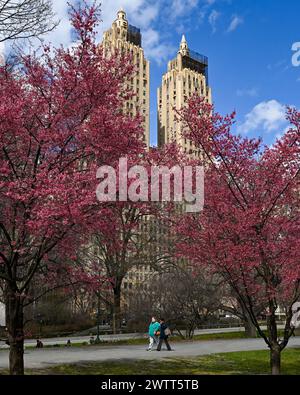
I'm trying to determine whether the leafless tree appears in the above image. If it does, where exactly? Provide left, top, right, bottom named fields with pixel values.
left=127, top=267, right=223, bottom=338
left=0, top=0, right=58, bottom=43
left=219, top=289, right=264, bottom=338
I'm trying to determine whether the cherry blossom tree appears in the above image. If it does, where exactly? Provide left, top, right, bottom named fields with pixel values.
left=176, top=97, right=300, bottom=375
left=0, top=3, right=143, bottom=375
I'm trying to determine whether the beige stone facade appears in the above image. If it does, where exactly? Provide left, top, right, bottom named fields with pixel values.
left=157, top=35, right=212, bottom=157
left=102, top=9, right=150, bottom=148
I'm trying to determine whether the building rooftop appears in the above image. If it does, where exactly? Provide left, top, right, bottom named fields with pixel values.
left=177, top=35, right=209, bottom=83
left=189, top=50, right=208, bottom=66
left=128, top=24, right=140, bottom=34
left=127, top=24, right=141, bottom=46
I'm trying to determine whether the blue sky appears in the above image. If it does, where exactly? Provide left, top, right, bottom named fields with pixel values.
left=1, top=0, right=299, bottom=147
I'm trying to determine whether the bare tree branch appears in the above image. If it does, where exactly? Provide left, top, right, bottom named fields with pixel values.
left=0, top=0, right=58, bottom=43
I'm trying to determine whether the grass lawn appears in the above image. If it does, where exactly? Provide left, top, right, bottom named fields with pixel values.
left=21, top=348, right=300, bottom=375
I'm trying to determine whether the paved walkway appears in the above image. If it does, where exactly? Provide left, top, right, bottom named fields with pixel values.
left=0, top=325, right=284, bottom=350
left=0, top=336, right=299, bottom=370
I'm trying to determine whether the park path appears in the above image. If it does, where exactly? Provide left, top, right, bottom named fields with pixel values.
left=0, top=336, right=299, bottom=370
left=0, top=325, right=285, bottom=350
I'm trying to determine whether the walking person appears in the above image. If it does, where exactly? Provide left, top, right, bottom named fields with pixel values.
left=157, top=318, right=172, bottom=351
left=147, top=316, right=160, bottom=351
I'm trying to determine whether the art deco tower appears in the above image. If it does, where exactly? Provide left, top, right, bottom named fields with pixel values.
left=102, top=9, right=150, bottom=148
left=157, top=35, right=212, bottom=157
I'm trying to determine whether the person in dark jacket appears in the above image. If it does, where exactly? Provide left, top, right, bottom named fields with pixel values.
left=36, top=339, right=43, bottom=348
left=157, top=318, right=172, bottom=351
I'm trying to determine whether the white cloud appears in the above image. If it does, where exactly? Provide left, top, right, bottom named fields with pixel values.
left=142, top=28, right=176, bottom=65
left=131, top=4, right=159, bottom=29
left=40, top=0, right=72, bottom=48
left=227, top=14, right=243, bottom=32
left=169, top=0, right=199, bottom=19
left=208, top=9, right=221, bottom=33
left=237, top=100, right=287, bottom=134
left=236, top=88, right=259, bottom=97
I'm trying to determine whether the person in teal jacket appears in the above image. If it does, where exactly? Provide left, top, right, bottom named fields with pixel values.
left=147, top=316, right=160, bottom=351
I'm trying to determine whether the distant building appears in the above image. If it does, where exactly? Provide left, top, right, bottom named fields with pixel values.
left=157, top=35, right=212, bottom=157
left=102, top=9, right=150, bottom=148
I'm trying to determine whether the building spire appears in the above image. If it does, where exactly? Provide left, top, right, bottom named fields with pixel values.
left=116, top=8, right=128, bottom=29
left=117, top=7, right=126, bottom=18
left=179, top=34, right=189, bottom=56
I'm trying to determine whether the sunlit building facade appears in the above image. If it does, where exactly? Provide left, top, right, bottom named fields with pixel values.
left=157, top=35, right=212, bottom=157
left=102, top=9, right=150, bottom=148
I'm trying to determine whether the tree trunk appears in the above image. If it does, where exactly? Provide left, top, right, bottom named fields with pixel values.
left=270, top=346, right=281, bottom=375
left=240, top=304, right=257, bottom=338
left=268, top=306, right=281, bottom=375
left=5, top=288, right=25, bottom=375
left=112, top=288, right=121, bottom=335
left=243, top=316, right=257, bottom=338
